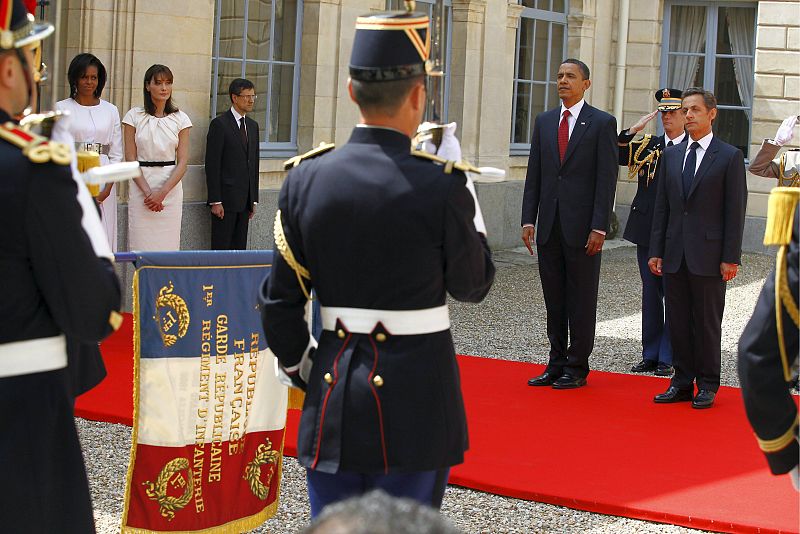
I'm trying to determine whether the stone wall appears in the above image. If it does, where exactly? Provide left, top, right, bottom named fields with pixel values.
left=749, top=1, right=800, bottom=232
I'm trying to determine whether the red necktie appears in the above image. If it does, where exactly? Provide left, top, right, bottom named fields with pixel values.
left=558, top=109, right=570, bottom=163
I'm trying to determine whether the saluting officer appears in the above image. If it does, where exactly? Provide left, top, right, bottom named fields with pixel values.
left=618, top=88, right=686, bottom=377
left=0, top=1, right=122, bottom=531
left=738, top=188, right=799, bottom=490
left=749, top=115, right=800, bottom=187
left=260, top=5, right=494, bottom=517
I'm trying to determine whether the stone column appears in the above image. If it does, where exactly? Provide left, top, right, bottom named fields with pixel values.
left=297, top=0, right=343, bottom=153
left=614, top=0, right=664, bottom=211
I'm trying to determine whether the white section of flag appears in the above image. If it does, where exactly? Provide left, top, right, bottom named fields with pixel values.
left=137, top=349, right=288, bottom=447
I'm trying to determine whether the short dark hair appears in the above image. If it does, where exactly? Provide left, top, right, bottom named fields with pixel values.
left=681, top=87, right=717, bottom=111
left=67, top=53, right=107, bottom=99
left=303, top=490, right=461, bottom=534
left=350, top=75, right=424, bottom=116
left=228, top=78, right=255, bottom=102
left=562, top=58, right=590, bottom=80
left=142, top=64, right=179, bottom=116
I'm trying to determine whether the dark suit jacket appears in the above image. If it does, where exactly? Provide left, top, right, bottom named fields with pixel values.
left=649, top=136, right=747, bottom=276
left=205, top=110, right=260, bottom=213
left=522, top=103, right=618, bottom=247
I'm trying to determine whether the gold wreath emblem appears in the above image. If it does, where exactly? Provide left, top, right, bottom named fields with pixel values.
left=143, top=457, right=194, bottom=521
left=243, top=438, right=281, bottom=500
left=154, top=281, right=190, bottom=347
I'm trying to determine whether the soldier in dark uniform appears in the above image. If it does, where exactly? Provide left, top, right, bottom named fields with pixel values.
left=738, top=188, right=799, bottom=490
left=0, top=1, right=122, bottom=531
left=260, top=6, right=494, bottom=517
left=618, top=88, right=686, bottom=376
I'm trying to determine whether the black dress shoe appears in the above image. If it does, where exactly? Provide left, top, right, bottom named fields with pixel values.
left=653, top=386, right=693, bottom=403
left=654, top=363, right=674, bottom=376
left=528, top=371, right=561, bottom=386
left=692, top=389, right=716, bottom=409
left=631, top=359, right=658, bottom=373
left=551, top=374, right=586, bottom=389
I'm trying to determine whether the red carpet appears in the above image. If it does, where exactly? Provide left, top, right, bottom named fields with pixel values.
left=77, top=315, right=800, bottom=533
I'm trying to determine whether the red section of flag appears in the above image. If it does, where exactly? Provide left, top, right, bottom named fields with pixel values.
left=23, top=0, right=37, bottom=15
left=123, top=429, right=285, bottom=532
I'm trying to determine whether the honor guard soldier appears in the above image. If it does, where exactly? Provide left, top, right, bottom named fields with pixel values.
left=618, top=88, right=687, bottom=377
left=260, top=4, right=494, bottom=517
left=749, top=115, right=800, bottom=187
left=738, top=188, right=800, bottom=490
left=0, top=1, right=122, bottom=532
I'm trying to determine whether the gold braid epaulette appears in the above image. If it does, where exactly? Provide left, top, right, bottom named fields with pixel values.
left=273, top=209, right=312, bottom=300
left=283, top=142, right=335, bottom=170
left=628, top=134, right=660, bottom=185
left=0, top=122, right=72, bottom=165
left=411, top=150, right=481, bottom=175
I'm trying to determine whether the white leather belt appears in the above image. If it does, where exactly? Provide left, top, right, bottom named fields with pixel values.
left=0, top=335, right=67, bottom=378
left=320, top=305, right=450, bottom=335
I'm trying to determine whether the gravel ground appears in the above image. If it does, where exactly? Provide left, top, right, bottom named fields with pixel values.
left=77, top=241, right=775, bottom=533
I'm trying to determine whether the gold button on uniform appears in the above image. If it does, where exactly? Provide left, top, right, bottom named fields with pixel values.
left=324, top=373, right=333, bottom=384
left=372, top=375, right=384, bottom=387
left=337, top=329, right=345, bottom=339
left=375, top=333, right=387, bottom=343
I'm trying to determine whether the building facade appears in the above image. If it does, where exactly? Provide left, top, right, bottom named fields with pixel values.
left=39, top=0, right=800, bottom=254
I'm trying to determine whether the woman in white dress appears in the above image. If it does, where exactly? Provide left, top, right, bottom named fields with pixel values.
left=123, top=64, right=192, bottom=251
left=56, top=53, right=123, bottom=251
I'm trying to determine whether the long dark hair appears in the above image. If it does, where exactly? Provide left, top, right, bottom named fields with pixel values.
left=142, top=64, right=179, bottom=116
left=67, top=53, right=107, bottom=99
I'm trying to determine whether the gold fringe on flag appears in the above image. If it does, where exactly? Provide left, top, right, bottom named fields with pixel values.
left=77, top=150, right=102, bottom=197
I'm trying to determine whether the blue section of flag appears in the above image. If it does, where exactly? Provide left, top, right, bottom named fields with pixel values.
left=135, top=251, right=273, bottom=358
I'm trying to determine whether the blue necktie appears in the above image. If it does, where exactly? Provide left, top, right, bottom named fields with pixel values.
left=682, top=142, right=700, bottom=198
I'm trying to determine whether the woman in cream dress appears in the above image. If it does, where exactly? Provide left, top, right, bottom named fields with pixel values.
left=123, top=64, right=191, bottom=251
left=56, top=53, right=123, bottom=251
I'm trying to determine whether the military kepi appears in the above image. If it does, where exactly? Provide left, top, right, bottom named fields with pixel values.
left=349, top=8, right=431, bottom=82
left=0, top=0, right=53, bottom=50
left=655, top=88, right=682, bottom=111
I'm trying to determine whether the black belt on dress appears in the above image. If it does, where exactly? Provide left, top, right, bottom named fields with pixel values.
left=138, top=160, right=175, bottom=167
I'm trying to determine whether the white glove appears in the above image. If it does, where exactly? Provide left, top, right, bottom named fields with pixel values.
left=774, top=115, right=798, bottom=146
left=790, top=465, right=799, bottom=491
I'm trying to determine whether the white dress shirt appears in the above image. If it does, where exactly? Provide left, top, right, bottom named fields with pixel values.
left=559, top=99, right=585, bottom=138
left=682, top=131, right=713, bottom=174
left=664, top=131, right=686, bottom=147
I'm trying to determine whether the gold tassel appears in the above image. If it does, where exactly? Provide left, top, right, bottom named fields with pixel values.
left=763, top=187, right=800, bottom=246
left=76, top=150, right=102, bottom=197
left=288, top=387, right=305, bottom=410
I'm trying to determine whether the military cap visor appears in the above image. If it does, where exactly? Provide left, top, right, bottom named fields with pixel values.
left=655, top=88, right=683, bottom=111
left=0, top=0, right=54, bottom=50
left=349, top=11, right=431, bottom=82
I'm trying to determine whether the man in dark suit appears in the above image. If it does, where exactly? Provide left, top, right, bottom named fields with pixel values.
left=618, top=88, right=687, bottom=377
left=649, top=87, right=748, bottom=409
left=205, top=78, right=260, bottom=249
left=260, top=7, right=494, bottom=517
left=738, top=191, right=798, bottom=490
left=521, top=59, right=618, bottom=389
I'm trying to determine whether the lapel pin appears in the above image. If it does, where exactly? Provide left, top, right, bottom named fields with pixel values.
left=580, top=122, right=586, bottom=125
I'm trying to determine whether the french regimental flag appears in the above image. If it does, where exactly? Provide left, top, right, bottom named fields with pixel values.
left=121, top=251, right=288, bottom=534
